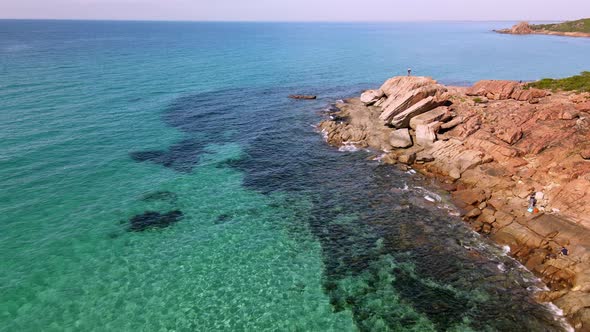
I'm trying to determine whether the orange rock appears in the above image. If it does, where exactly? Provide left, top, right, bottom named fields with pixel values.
left=575, top=101, right=590, bottom=113
left=466, top=80, right=519, bottom=100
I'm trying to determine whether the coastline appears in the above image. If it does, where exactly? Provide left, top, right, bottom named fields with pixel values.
left=494, top=21, right=590, bottom=38
left=495, top=29, right=590, bottom=38
left=317, top=76, right=590, bottom=330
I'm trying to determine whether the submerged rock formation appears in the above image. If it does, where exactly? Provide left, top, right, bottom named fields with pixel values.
left=128, top=210, right=183, bottom=232
left=318, top=75, right=590, bottom=330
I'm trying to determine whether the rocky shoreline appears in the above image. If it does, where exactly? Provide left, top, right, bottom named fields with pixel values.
left=318, top=76, right=590, bottom=330
left=495, top=22, right=590, bottom=38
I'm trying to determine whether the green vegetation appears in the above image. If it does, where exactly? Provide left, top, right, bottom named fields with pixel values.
left=472, top=97, right=483, bottom=104
left=526, top=71, right=590, bottom=93
left=532, top=18, right=590, bottom=33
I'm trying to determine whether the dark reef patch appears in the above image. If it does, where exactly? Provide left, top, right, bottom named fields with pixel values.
left=128, top=210, right=183, bottom=232
left=129, top=86, right=565, bottom=330
left=215, top=213, right=232, bottom=224
left=129, top=138, right=208, bottom=173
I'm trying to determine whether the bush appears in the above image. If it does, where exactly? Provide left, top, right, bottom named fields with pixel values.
left=526, top=71, right=590, bottom=93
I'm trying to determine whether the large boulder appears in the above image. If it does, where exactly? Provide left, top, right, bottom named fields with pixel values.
left=415, top=122, right=441, bottom=147
left=466, top=80, right=519, bottom=100
left=389, top=128, right=413, bottom=148
left=409, top=106, right=451, bottom=130
left=380, top=84, right=448, bottom=123
left=511, top=88, right=548, bottom=101
left=390, top=97, right=448, bottom=128
left=379, top=76, right=437, bottom=99
left=360, top=89, right=384, bottom=105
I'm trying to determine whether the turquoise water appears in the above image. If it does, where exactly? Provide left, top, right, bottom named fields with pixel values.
left=2, top=20, right=589, bottom=331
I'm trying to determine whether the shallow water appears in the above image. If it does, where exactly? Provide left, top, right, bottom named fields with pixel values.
left=2, top=20, right=589, bottom=331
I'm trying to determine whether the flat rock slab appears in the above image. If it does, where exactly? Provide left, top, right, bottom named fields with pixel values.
left=409, top=106, right=450, bottom=130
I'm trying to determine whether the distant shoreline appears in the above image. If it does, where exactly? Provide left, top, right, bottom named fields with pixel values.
left=495, top=19, right=590, bottom=38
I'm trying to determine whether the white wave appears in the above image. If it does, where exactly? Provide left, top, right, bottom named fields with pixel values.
left=338, top=143, right=359, bottom=152
left=373, top=153, right=387, bottom=162
left=544, top=302, right=575, bottom=332
left=424, top=195, right=436, bottom=202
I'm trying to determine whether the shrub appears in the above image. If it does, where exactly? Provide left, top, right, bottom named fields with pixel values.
left=526, top=71, right=590, bottom=93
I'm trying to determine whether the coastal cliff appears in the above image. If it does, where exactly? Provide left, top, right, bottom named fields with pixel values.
left=318, top=76, right=590, bottom=330
left=495, top=19, right=590, bottom=38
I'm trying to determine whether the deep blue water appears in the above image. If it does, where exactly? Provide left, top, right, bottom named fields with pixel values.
left=2, top=20, right=589, bottom=331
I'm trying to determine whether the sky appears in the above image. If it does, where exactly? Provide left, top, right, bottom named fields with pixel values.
left=1, top=0, right=589, bottom=21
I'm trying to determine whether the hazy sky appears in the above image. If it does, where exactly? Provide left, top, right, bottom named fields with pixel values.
left=1, top=0, right=589, bottom=21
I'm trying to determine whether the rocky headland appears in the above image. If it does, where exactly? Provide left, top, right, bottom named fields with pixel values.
left=318, top=76, right=590, bottom=330
left=496, top=20, right=590, bottom=38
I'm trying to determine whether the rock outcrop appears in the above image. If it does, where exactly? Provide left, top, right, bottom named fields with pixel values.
left=318, top=75, right=590, bottom=330
left=501, top=21, right=534, bottom=35
left=289, top=95, right=317, bottom=100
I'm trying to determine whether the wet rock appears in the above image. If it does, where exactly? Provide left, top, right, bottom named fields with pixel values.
left=128, top=210, right=183, bottom=232
left=389, top=129, right=413, bottom=148
left=415, top=152, right=434, bottom=163
left=465, top=208, right=482, bottom=218
left=398, top=152, right=416, bottom=165
left=289, top=95, right=316, bottom=100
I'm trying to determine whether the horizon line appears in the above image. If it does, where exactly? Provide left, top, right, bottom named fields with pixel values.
left=0, top=18, right=572, bottom=24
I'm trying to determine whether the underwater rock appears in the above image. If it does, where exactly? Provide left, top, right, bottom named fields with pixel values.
left=130, top=150, right=167, bottom=164
left=128, top=210, right=183, bottom=232
left=215, top=213, right=232, bottom=224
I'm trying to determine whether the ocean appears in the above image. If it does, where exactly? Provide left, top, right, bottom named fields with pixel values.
left=2, top=20, right=590, bottom=331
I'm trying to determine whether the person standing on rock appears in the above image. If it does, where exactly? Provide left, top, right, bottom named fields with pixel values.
left=560, top=247, right=569, bottom=256
left=407, top=68, right=412, bottom=76
left=528, top=193, right=537, bottom=213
